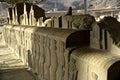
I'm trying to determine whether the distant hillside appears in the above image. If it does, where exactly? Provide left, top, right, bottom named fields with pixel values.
left=0, top=0, right=120, bottom=15
left=38, top=0, right=120, bottom=11
left=88, top=0, right=120, bottom=9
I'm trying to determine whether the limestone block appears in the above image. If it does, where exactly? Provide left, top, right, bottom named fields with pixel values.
left=90, top=23, right=100, bottom=49
left=61, top=16, right=69, bottom=29
left=3, top=26, right=93, bottom=80
left=70, top=15, right=95, bottom=30
left=106, top=32, right=112, bottom=51
left=71, top=47, right=120, bottom=80
left=101, top=29, right=106, bottom=49
left=53, top=17, right=60, bottom=28
left=91, top=23, right=112, bottom=50
left=111, top=44, right=120, bottom=56
left=61, top=15, right=95, bottom=29
left=12, top=8, right=15, bottom=25
left=14, top=7, right=19, bottom=25
left=46, top=20, right=52, bottom=27
left=37, top=17, right=44, bottom=26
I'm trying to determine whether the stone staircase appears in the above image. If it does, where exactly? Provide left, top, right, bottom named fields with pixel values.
left=0, top=41, right=35, bottom=80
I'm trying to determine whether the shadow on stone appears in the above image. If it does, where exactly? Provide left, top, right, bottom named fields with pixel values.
left=0, top=68, right=35, bottom=80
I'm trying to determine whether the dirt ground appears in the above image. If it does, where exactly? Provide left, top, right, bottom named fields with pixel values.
left=0, top=40, right=35, bottom=80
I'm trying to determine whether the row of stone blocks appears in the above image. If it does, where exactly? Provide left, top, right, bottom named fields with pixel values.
left=45, top=15, right=94, bottom=30
left=3, top=25, right=120, bottom=80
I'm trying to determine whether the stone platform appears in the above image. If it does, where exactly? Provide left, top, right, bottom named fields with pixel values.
left=0, top=41, right=35, bottom=80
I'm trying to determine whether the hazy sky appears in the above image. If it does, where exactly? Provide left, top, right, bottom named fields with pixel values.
left=39, top=0, right=85, bottom=11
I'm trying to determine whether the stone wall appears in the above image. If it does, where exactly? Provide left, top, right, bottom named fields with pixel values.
left=90, top=23, right=112, bottom=50
left=70, top=47, right=120, bottom=80
left=3, top=25, right=90, bottom=80
left=3, top=24, right=120, bottom=80
left=46, top=15, right=95, bottom=29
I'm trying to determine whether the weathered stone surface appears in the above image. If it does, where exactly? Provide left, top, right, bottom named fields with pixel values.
left=61, top=16, right=69, bottom=29
left=92, top=16, right=120, bottom=52
left=0, top=41, right=35, bottom=80
left=90, top=22, right=113, bottom=50
left=4, top=17, right=120, bottom=80
left=8, top=8, right=12, bottom=21
left=3, top=22, right=120, bottom=80
left=53, top=17, right=60, bottom=28
left=97, top=16, right=120, bottom=47
left=90, top=23, right=100, bottom=49
left=8, top=3, right=45, bottom=26
left=61, top=14, right=95, bottom=29
left=3, top=25, right=90, bottom=80
left=46, top=20, right=52, bottom=27
left=71, top=47, right=120, bottom=80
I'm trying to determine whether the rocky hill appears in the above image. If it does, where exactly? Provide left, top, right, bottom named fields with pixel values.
left=38, top=0, right=120, bottom=11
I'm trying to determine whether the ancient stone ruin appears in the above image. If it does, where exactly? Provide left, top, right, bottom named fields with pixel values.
left=2, top=2, right=120, bottom=80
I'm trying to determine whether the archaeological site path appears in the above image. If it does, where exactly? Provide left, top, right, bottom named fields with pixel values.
left=0, top=41, right=35, bottom=80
